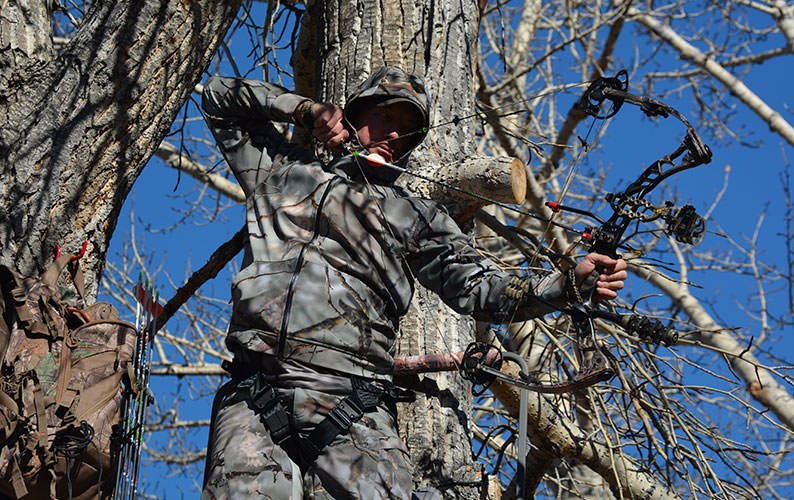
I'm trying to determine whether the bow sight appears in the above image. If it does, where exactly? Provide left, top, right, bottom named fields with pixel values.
left=547, top=197, right=707, bottom=256
left=666, top=204, right=706, bottom=246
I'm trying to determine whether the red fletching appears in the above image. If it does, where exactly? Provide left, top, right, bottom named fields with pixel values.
left=546, top=201, right=560, bottom=212
left=73, top=241, right=87, bottom=261
left=135, top=283, right=164, bottom=317
left=364, top=154, right=386, bottom=167
left=53, top=241, right=87, bottom=262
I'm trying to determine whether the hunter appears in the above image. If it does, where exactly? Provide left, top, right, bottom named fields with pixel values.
left=200, top=67, right=627, bottom=500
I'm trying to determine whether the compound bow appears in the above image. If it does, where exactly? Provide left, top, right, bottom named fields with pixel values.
left=454, top=70, right=713, bottom=393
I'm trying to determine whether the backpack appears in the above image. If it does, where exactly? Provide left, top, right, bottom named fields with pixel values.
left=0, top=254, right=138, bottom=499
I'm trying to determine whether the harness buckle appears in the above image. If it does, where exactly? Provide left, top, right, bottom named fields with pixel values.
left=238, top=373, right=292, bottom=445
left=326, top=398, right=359, bottom=431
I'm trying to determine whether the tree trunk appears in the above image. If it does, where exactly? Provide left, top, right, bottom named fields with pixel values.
left=0, top=0, right=241, bottom=296
left=296, top=0, right=486, bottom=497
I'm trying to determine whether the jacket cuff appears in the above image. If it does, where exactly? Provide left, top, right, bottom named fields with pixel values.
left=503, top=272, right=569, bottom=317
left=271, top=93, right=312, bottom=124
left=293, top=98, right=315, bottom=129
left=534, top=271, right=569, bottom=304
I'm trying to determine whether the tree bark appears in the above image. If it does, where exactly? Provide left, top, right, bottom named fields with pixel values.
left=0, top=0, right=242, bottom=297
left=399, top=156, right=526, bottom=221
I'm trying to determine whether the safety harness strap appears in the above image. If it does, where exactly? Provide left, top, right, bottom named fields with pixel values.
left=236, top=368, right=414, bottom=469
left=237, top=372, right=300, bottom=462
left=301, top=387, right=371, bottom=462
left=300, top=377, right=413, bottom=464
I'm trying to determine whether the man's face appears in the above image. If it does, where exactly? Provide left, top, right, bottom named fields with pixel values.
left=354, top=101, right=422, bottom=164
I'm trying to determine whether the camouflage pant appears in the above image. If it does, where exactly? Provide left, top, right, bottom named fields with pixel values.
left=201, top=383, right=414, bottom=500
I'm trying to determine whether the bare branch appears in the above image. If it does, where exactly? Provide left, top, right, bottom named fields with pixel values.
left=155, top=142, right=244, bottom=203
left=629, top=6, right=794, bottom=147
left=630, top=260, right=794, bottom=432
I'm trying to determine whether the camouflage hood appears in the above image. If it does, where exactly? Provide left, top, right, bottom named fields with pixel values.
left=344, top=67, right=429, bottom=176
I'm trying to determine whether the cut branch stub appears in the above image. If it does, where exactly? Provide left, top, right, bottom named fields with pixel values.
left=398, top=155, right=526, bottom=222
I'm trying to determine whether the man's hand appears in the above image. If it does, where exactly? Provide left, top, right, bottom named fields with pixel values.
left=573, top=253, right=627, bottom=301
left=308, top=102, right=349, bottom=149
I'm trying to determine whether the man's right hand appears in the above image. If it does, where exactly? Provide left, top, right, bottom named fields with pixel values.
left=308, top=102, right=349, bottom=149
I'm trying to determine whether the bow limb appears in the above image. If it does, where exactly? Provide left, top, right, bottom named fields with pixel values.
left=600, top=87, right=713, bottom=198
left=565, top=73, right=714, bottom=256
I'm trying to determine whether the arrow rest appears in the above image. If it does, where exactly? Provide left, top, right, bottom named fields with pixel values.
left=582, top=224, right=621, bottom=257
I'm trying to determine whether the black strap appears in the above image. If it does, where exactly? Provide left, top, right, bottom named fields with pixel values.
left=301, top=377, right=397, bottom=463
left=235, top=369, right=415, bottom=468
left=0, top=266, right=16, bottom=366
left=238, top=372, right=294, bottom=446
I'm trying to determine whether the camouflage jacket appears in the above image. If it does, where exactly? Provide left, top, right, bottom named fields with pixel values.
left=202, top=77, right=569, bottom=380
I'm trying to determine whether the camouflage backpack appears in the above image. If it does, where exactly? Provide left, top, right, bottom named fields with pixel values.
left=0, top=254, right=138, bottom=499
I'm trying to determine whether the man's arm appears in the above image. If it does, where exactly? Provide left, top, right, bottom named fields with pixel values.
left=201, top=78, right=350, bottom=195
left=395, top=198, right=563, bottom=323
left=399, top=198, right=625, bottom=323
left=200, top=77, right=313, bottom=196
left=202, top=77, right=308, bottom=127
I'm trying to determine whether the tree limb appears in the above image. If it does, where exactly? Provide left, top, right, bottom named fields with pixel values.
left=155, top=142, right=245, bottom=203
left=156, top=226, right=246, bottom=334
left=484, top=342, right=681, bottom=500
left=629, top=6, right=794, bottom=148
left=772, top=0, right=794, bottom=51
left=540, top=1, right=632, bottom=178
left=629, top=259, right=794, bottom=433
left=398, top=155, right=527, bottom=222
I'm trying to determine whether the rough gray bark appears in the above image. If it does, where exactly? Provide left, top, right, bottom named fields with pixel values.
left=0, top=0, right=242, bottom=296
left=296, top=0, right=487, bottom=497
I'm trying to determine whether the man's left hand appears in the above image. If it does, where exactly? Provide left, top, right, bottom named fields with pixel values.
left=573, top=253, right=627, bottom=301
